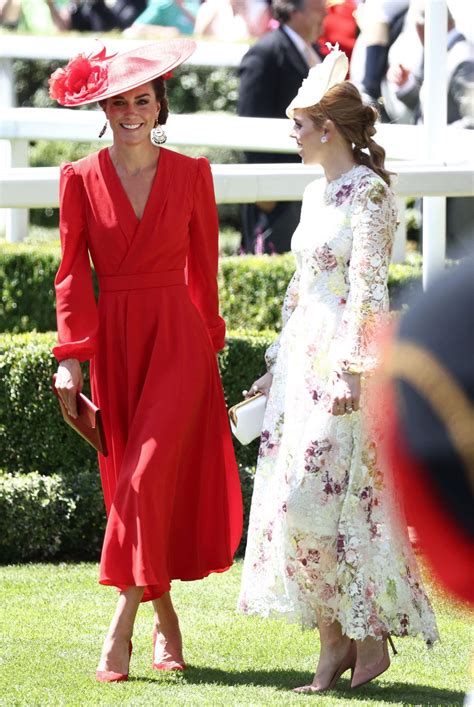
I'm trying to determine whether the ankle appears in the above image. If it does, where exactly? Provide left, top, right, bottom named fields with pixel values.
left=154, top=613, right=180, bottom=634
left=104, top=631, right=132, bottom=646
left=320, top=634, right=350, bottom=652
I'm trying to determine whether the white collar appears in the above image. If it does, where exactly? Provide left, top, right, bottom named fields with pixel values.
left=283, top=24, right=315, bottom=60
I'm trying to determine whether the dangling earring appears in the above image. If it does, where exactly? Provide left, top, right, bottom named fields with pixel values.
left=151, top=122, right=167, bottom=146
left=98, top=121, right=107, bottom=139
left=320, top=134, right=329, bottom=144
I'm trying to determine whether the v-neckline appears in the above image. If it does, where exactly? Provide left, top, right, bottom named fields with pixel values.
left=104, top=146, right=165, bottom=224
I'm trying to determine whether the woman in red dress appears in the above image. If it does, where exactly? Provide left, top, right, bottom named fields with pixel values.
left=50, top=40, right=242, bottom=682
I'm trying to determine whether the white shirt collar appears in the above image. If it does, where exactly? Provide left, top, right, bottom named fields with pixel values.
left=282, top=23, right=308, bottom=56
left=282, top=24, right=320, bottom=67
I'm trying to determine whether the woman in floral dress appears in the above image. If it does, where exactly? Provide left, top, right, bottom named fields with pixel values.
left=238, top=46, right=438, bottom=693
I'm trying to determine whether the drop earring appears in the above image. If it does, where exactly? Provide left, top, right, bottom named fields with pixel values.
left=151, top=122, right=167, bottom=146
left=320, top=134, right=329, bottom=144
left=98, top=121, right=108, bottom=139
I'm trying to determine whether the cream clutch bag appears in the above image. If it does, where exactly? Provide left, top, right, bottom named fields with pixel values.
left=228, top=392, right=266, bottom=445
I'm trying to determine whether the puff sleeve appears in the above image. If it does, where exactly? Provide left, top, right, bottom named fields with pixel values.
left=187, top=158, right=226, bottom=352
left=330, top=179, right=397, bottom=374
left=52, top=163, right=99, bottom=362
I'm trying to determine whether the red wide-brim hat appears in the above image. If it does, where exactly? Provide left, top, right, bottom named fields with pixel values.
left=49, top=39, right=196, bottom=107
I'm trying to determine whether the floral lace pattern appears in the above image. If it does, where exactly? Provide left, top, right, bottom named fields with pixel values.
left=238, top=166, right=438, bottom=644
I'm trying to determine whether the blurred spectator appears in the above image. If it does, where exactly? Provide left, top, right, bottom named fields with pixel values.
left=383, top=256, right=474, bottom=607
left=1, top=0, right=147, bottom=32
left=1, top=0, right=69, bottom=32
left=245, top=0, right=272, bottom=36
left=386, top=4, right=474, bottom=125
left=385, top=3, right=474, bottom=257
left=124, top=0, right=199, bottom=37
left=194, top=0, right=250, bottom=40
left=46, top=0, right=118, bottom=32
left=108, top=0, right=148, bottom=29
left=0, top=0, right=22, bottom=28
left=238, top=0, right=326, bottom=254
left=318, top=0, right=358, bottom=60
left=350, top=0, right=409, bottom=114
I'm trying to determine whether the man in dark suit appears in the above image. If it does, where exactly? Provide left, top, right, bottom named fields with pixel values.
left=238, top=0, right=326, bottom=253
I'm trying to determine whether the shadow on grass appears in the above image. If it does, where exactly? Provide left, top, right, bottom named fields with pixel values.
left=128, top=667, right=464, bottom=705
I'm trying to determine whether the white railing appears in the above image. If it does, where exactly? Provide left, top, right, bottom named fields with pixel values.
left=2, top=108, right=474, bottom=276
left=2, top=163, right=473, bottom=207
left=3, top=107, right=474, bottom=160
left=1, top=161, right=473, bottom=285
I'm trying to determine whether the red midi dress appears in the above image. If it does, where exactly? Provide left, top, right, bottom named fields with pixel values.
left=53, top=147, right=243, bottom=602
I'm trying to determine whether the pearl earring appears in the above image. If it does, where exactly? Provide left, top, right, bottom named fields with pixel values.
left=321, top=134, right=329, bottom=144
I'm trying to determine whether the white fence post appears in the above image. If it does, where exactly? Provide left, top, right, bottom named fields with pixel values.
left=0, top=56, right=15, bottom=239
left=422, top=0, right=448, bottom=287
left=6, top=140, right=29, bottom=242
left=393, top=197, right=407, bottom=263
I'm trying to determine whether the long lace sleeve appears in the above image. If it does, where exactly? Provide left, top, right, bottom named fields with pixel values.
left=53, top=162, right=99, bottom=363
left=330, top=179, right=397, bottom=375
left=265, top=265, right=301, bottom=374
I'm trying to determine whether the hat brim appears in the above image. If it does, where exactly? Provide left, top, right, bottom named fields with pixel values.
left=60, top=39, right=196, bottom=107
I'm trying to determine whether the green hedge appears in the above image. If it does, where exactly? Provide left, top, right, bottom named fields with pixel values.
left=0, top=246, right=424, bottom=334
left=0, top=330, right=274, bottom=563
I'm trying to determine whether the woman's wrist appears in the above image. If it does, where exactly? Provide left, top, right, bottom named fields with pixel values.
left=338, top=361, right=362, bottom=377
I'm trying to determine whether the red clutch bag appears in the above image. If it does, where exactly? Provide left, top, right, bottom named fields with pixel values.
left=52, top=374, right=108, bottom=456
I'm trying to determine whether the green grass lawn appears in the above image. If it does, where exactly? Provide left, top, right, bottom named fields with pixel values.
left=0, top=561, right=470, bottom=706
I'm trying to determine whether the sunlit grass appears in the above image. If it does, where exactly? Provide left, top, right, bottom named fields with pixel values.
left=0, top=560, right=471, bottom=705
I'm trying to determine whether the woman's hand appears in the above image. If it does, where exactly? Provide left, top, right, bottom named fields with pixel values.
left=329, top=371, right=361, bottom=416
left=55, top=358, right=83, bottom=419
left=243, top=371, right=273, bottom=399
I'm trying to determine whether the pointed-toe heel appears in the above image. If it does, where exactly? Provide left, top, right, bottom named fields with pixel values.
left=293, top=639, right=356, bottom=693
left=351, top=634, right=396, bottom=689
left=152, top=629, right=186, bottom=671
left=96, top=640, right=133, bottom=683
left=96, top=669, right=129, bottom=683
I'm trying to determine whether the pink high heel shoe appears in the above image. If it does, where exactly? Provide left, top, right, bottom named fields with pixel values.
left=293, top=639, right=356, bottom=693
left=351, top=634, right=397, bottom=689
left=152, top=629, right=186, bottom=671
left=96, top=640, right=133, bottom=683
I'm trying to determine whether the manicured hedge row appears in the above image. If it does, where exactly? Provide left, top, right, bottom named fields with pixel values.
left=0, top=331, right=273, bottom=563
left=0, top=246, right=424, bottom=333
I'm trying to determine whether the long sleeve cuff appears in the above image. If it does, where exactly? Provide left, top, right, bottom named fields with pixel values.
left=52, top=338, right=96, bottom=363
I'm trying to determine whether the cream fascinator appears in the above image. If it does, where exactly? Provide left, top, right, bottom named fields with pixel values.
left=286, top=43, right=349, bottom=119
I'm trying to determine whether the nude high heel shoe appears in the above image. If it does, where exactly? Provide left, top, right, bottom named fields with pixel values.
left=293, top=639, right=357, bottom=693
left=351, top=634, right=397, bottom=689
left=152, top=629, right=186, bottom=671
left=96, top=640, right=133, bottom=683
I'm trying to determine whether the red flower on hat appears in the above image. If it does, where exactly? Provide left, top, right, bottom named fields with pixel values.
left=49, top=45, right=115, bottom=106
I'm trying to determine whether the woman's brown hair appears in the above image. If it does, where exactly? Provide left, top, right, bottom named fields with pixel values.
left=151, top=77, right=169, bottom=125
left=307, top=81, right=393, bottom=186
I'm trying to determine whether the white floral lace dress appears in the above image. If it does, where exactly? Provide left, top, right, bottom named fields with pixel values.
left=238, top=165, right=438, bottom=643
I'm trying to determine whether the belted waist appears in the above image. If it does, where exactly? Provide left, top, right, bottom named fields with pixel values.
left=99, top=270, right=186, bottom=292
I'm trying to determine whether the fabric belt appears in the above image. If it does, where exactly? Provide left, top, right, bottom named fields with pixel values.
left=99, top=270, right=186, bottom=292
